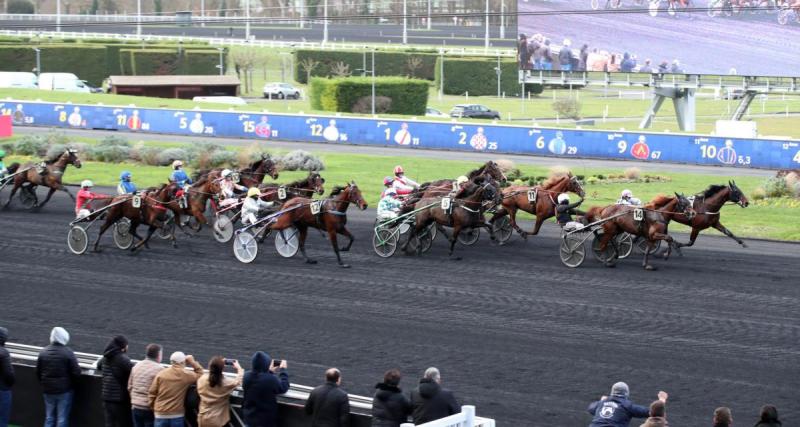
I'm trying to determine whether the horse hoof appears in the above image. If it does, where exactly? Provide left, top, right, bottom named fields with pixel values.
left=644, top=264, right=658, bottom=271
left=339, top=263, right=351, bottom=268
left=604, top=262, right=616, bottom=268
left=306, top=259, right=317, bottom=264
left=339, top=247, right=350, bottom=252
left=741, top=242, right=748, bottom=249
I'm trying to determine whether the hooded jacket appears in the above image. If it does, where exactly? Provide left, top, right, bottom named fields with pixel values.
left=754, top=406, right=782, bottom=427
left=0, top=327, right=15, bottom=391
left=588, top=395, right=649, bottom=427
left=409, top=379, right=459, bottom=425
left=97, top=336, right=134, bottom=403
left=371, top=382, right=411, bottom=427
left=242, top=352, right=290, bottom=427
left=36, top=337, right=81, bottom=395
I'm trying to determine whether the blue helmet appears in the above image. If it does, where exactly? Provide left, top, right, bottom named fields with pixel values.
left=120, top=171, right=132, bottom=181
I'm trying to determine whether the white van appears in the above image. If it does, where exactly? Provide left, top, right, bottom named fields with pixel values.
left=38, top=73, right=92, bottom=93
left=0, top=72, right=38, bottom=89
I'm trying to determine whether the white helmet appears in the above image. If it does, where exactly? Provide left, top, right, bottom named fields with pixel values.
left=81, top=179, right=93, bottom=188
left=221, top=169, right=232, bottom=178
left=172, top=160, right=183, bottom=169
left=557, top=193, right=570, bottom=204
left=621, top=189, right=633, bottom=198
left=456, top=175, right=469, bottom=185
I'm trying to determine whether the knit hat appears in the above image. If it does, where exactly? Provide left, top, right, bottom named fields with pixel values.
left=50, top=327, right=70, bottom=345
left=170, top=351, right=187, bottom=364
left=611, top=382, right=629, bottom=398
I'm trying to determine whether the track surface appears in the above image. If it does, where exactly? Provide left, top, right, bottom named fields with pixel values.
left=1, top=187, right=798, bottom=425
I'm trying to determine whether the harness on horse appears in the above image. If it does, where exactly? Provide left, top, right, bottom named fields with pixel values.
left=527, top=189, right=538, bottom=203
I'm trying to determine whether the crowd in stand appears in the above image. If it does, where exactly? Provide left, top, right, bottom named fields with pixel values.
left=517, top=33, right=686, bottom=74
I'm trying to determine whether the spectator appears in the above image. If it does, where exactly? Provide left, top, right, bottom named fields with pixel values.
left=410, top=367, right=459, bottom=425
left=530, top=34, right=544, bottom=70
left=587, top=382, right=667, bottom=427
left=658, top=61, right=670, bottom=73
left=128, top=344, right=164, bottom=427
left=197, top=356, right=244, bottom=427
left=559, top=39, right=573, bottom=71
left=640, top=59, right=653, bottom=74
left=242, top=351, right=290, bottom=427
left=670, top=59, right=683, bottom=74
left=97, top=335, right=134, bottom=427
left=0, top=327, right=15, bottom=427
left=713, top=407, right=733, bottom=427
left=541, top=39, right=553, bottom=70
left=305, top=368, right=350, bottom=427
left=754, top=405, right=781, bottom=427
left=579, top=44, right=589, bottom=71
left=148, top=351, right=203, bottom=427
left=518, top=34, right=532, bottom=71
left=607, top=54, right=621, bottom=72
left=621, top=52, right=637, bottom=73
left=371, top=369, right=411, bottom=427
left=37, top=327, right=81, bottom=427
left=640, top=400, right=667, bottom=427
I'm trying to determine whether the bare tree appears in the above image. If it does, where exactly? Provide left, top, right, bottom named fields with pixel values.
left=230, top=48, right=259, bottom=93
left=299, top=57, right=320, bottom=83
left=407, top=56, right=423, bottom=78
left=330, top=61, right=352, bottom=77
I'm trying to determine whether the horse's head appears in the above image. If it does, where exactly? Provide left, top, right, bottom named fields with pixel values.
left=728, top=180, right=749, bottom=208
left=346, top=181, right=368, bottom=210
left=66, top=149, right=82, bottom=169
left=260, top=154, right=280, bottom=180
left=567, top=174, right=585, bottom=198
left=310, top=172, right=326, bottom=195
left=674, top=192, right=696, bottom=220
left=485, top=160, right=507, bottom=183
left=481, top=182, right=501, bottom=204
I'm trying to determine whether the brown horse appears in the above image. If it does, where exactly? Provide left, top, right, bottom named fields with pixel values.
left=671, top=181, right=749, bottom=250
left=594, top=193, right=695, bottom=270
left=259, top=172, right=325, bottom=203
left=416, top=160, right=507, bottom=198
left=4, top=149, right=82, bottom=210
left=195, top=154, right=280, bottom=188
left=270, top=182, right=368, bottom=268
left=91, top=183, right=183, bottom=252
left=177, top=177, right=222, bottom=230
left=490, top=173, right=585, bottom=239
left=404, top=180, right=499, bottom=260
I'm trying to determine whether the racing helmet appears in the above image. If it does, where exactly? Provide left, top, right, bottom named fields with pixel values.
left=0, top=149, right=5, bottom=158
left=172, top=160, right=183, bottom=169
left=81, top=179, right=94, bottom=188
left=120, top=171, right=132, bottom=181
left=221, top=169, right=233, bottom=178
left=383, top=176, right=394, bottom=187
left=393, top=165, right=404, bottom=175
left=557, top=193, right=570, bottom=204
left=621, top=189, right=633, bottom=198
left=456, top=175, right=469, bottom=186
left=247, top=187, right=260, bottom=198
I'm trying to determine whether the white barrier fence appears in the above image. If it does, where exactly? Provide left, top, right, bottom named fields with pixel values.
left=401, top=406, right=496, bottom=427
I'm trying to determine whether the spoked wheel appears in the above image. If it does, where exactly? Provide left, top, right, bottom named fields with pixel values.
left=274, top=226, right=300, bottom=258
left=492, top=216, right=513, bottom=244
left=113, top=218, right=133, bottom=250
left=559, top=234, right=586, bottom=268
left=233, top=231, right=259, bottom=263
left=19, top=185, right=37, bottom=209
left=649, top=0, right=661, bottom=15
left=616, top=233, right=634, bottom=259
left=157, top=219, right=175, bottom=240
left=457, top=227, right=481, bottom=246
left=591, top=233, right=618, bottom=265
left=67, top=225, right=89, bottom=255
left=213, top=215, right=234, bottom=243
left=372, top=227, right=399, bottom=258
left=634, top=236, right=662, bottom=254
left=407, top=224, right=434, bottom=254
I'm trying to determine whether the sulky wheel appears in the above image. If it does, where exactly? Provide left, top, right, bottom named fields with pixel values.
left=19, top=185, right=37, bottom=209
left=560, top=234, right=586, bottom=268
left=634, top=236, right=661, bottom=254
left=233, top=231, right=259, bottom=263
left=113, top=219, right=134, bottom=250
left=457, top=227, right=481, bottom=246
left=274, top=226, right=300, bottom=258
left=213, top=215, right=234, bottom=243
left=492, top=216, right=513, bottom=244
left=67, top=225, right=89, bottom=255
left=616, top=233, right=634, bottom=259
left=157, top=219, right=175, bottom=240
left=372, top=227, right=399, bottom=258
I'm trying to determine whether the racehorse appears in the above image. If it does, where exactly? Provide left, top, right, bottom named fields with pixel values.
left=91, top=183, right=183, bottom=252
left=178, top=177, right=222, bottom=230
left=416, top=160, right=507, bottom=198
left=404, top=180, right=500, bottom=260
left=671, top=181, right=749, bottom=250
left=593, top=193, right=696, bottom=270
left=3, top=149, right=82, bottom=210
left=259, top=172, right=325, bottom=203
left=195, top=154, right=280, bottom=187
left=490, top=173, right=585, bottom=239
left=270, top=182, right=368, bottom=268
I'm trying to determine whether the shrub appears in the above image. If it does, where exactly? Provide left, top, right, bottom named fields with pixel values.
left=750, top=187, right=766, bottom=200
left=156, top=148, right=188, bottom=166
left=208, top=150, right=238, bottom=168
left=552, top=98, right=582, bottom=120
left=185, top=141, right=224, bottom=160
left=89, top=145, right=131, bottom=163
left=762, top=177, right=790, bottom=198
left=0, top=142, right=14, bottom=154
left=129, top=143, right=161, bottom=166
left=623, top=167, right=641, bottom=180
left=309, top=77, right=428, bottom=115
left=435, top=57, right=544, bottom=97
left=280, top=150, right=325, bottom=171
left=351, top=96, right=392, bottom=114
left=45, top=144, right=67, bottom=160
left=14, top=135, right=49, bottom=156
left=586, top=176, right=600, bottom=185
left=99, top=135, right=130, bottom=147
left=7, top=0, right=35, bottom=13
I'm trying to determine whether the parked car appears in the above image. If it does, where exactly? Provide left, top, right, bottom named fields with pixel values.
left=449, top=104, right=501, bottom=120
left=38, top=73, right=91, bottom=93
left=0, top=72, right=38, bottom=89
left=193, top=96, right=247, bottom=105
left=263, top=82, right=301, bottom=99
left=425, top=107, right=448, bottom=118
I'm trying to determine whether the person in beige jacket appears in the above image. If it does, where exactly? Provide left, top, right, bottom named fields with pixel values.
left=197, top=356, right=244, bottom=427
left=128, top=344, right=164, bottom=427
left=148, top=351, right=204, bottom=427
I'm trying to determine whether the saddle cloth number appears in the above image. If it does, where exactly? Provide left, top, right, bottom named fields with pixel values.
left=633, top=208, right=644, bottom=221
left=179, top=196, right=188, bottom=209
left=441, top=197, right=451, bottom=211
left=527, top=189, right=537, bottom=203
left=310, top=200, right=322, bottom=215
left=278, top=186, right=287, bottom=200
left=132, top=195, right=141, bottom=208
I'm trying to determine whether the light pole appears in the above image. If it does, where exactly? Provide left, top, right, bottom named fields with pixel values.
left=323, top=0, right=328, bottom=44
left=299, top=0, right=305, bottom=29
left=136, top=0, right=142, bottom=36
left=57, top=0, right=62, bottom=32
left=500, top=0, right=505, bottom=39
left=201, top=0, right=205, bottom=27
left=371, top=49, right=375, bottom=115
left=245, top=0, right=251, bottom=40
left=32, top=48, right=41, bottom=76
left=494, top=55, right=502, bottom=97
left=402, top=0, right=407, bottom=44
left=427, top=0, right=431, bottom=30
left=438, top=48, right=444, bottom=101
left=216, top=47, right=225, bottom=76
left=484, top=0, right=489, bottom=51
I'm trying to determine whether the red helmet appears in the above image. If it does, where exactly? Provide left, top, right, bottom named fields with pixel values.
left=383, top=176, right=394, bottom=186
left=394, top=165, right=404, bottom=175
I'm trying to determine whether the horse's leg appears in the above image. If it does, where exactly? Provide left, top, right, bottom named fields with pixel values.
left=338, top=227, right=355, bottom=252
left=448, top=224, right=461, bottom=260
left=297, top=225, right=316, bottom=264
left=3, top=182, right=20, bottom=209
left=132, top=225, right=158, bottom=252
left=530, top=214, right=547, bottom=236
left=713, top=222, right=747, bottom=248
left=328, top=227, right=349, bottom=268
left=35, top=187, right=57, bottom=209
left=508, top=206, right=527, bottom=239
left=599, top=227, right=617, bottom=268
left=60, top=185, right=75, bottom=202
left=91, top=219, right=115, bottom=252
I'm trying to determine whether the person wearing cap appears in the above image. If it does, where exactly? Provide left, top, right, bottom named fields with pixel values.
left=556, top=193, right=585, bottom=230
left=148, top=351, right=204, bottom=427
left=451, top=175, right=470, bottom=196
left=117, top=171, right=137, bottom=195
left=241, top=187, right=275, bottom=226
left=616, top=189, right=641, bottom=206
left=36, top=327, right=81, bottom=427
left=218, top=169, right=246, bottom=207
left=96, top=335, right=134, bottom=427
left=380, top=176, right=394, bottom=199
left=0, top=327, right=15, bottom=427
left=587, top=382, right=667, bottom=427
left=377, top=188, right=403, bottom=221
left=169, top=160, right=192, bottom=189
left=75, top=179, right=109, bottom=218
left=391, top=166, right=419, bottom=196
left=128, top=344, right=164, bottom=427
left=242, top=351, right=290, bottom=427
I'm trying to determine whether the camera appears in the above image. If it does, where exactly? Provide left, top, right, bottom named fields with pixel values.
left=272, top=359, right=282, bottom=367
left=224, top=359, right=237, bottom=366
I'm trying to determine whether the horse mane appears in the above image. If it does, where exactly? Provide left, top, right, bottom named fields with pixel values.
left=467, top=163, right=487, bottom=178
left=646, top=194, right=674, bottom=209
left=286, top=174, right=314, bottom=189
left=699, top=184, right=727, bottom=198
left=194, top=176, right=210, bottom=187
left=329, top=185, right=345, bottom=196
left=541, top=174, right=568, bottom=188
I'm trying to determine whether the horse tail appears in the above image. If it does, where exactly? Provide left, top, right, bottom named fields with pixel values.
left=584, top=206, right=604, bottom=223
left=6, top=162, right=19, bottom=175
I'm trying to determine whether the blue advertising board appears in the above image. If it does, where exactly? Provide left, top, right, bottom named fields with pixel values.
left=2, top=100, right=798, bottom=170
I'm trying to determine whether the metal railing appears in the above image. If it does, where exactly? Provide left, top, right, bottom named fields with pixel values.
left=401, top=406, right=496, bottom=427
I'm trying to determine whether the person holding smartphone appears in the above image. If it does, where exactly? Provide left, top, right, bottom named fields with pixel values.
left=242, top=352, right=290, bottom=427
left=196, top=357, right=244, bottom=427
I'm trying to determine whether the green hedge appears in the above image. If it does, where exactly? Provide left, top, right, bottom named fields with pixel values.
left=309, top=77, right=429, bottom=115
left=294, top=49, right=438, bottom=83
left=0, top=45, right=107, bottom=85
left=0, top=47, right=35, bottom=72
left=435, top=57, right=543, bottom=97
left=184, top=49, right=225, bottom=75
left=121, top=48, right=223, bottom=75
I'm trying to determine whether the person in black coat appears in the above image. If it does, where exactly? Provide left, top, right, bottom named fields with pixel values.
left=305, top=368, right=350, bottom=427
left=96, top=335, right=134, bottom=427
left=410, top=367, right=459, bottom=425
left=371, top=369, right=411, bottom=427
left=242, top=351, right=290, bottom=427
left=37, top=326, right=81, bottom=427
left=0, top=327, right=16, bottom=427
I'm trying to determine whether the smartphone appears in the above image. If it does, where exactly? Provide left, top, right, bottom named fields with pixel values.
left=271, top=359, right=282, bottom=367
left=224, top=359, right=237, bottom=366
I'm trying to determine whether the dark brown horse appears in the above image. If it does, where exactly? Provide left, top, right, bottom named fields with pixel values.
left=594, top=193, right=695, bottom=270
left=195, top=154, right=280, bottom=188
left=404, top=180, right=499, bottom=260
left=671, top=181, right=749, bottom=250
left=4, top=149, right=82, bottom=210
left=91, top=183, right=183, bottom=252
left=259, top=172, right=325, bottom=203
left=270, top=182, right=368, bottom=268
left=178, top=177, right=222, bottom=230
left=490, top=173, right=585, bottom=239
left=416, top=160, right=507, bottom=198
